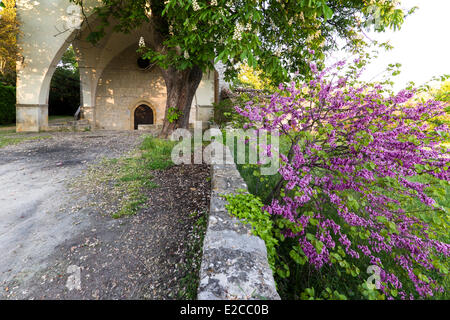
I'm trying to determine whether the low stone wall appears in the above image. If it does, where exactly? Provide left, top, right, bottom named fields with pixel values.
left=197, top=152, right=280, bottom=300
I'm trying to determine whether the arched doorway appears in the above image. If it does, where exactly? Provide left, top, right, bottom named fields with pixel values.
left=134, top=104, right=154, bottom=129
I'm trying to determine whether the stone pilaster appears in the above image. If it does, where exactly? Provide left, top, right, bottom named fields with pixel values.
left=16, top=104, right=48, bottom=132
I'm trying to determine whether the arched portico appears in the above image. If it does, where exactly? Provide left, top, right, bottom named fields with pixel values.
left=16, top=0, right=218, bottom=132
left=15, top=0, right=101, bottom=132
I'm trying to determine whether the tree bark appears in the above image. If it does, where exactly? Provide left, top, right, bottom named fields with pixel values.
left=159, top=65, right=203, bottom=139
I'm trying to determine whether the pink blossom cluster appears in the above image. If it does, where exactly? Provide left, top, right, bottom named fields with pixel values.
left=235, top=61, right=450, bottom=299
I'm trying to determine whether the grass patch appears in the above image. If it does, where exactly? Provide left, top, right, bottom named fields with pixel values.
left=140, top=137, right=176, bottom=170
left=0, top=129, right=16, bottom=134
left=73, top=135, right=175, bottom=219
left=0, top=130, right=51, bottom=148
left=113, top=136, right=175, bottom=218
left=177, top=210, right=209, bottom=299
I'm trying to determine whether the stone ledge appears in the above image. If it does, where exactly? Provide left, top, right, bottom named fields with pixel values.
left=197, top=147, right=280, bottom=300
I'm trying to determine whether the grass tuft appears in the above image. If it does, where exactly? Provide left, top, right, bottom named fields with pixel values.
left=73, top=135, right=175, bottom=219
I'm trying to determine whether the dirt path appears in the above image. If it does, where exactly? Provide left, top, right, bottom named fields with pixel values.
left=0, top=131, right=210, bottom=299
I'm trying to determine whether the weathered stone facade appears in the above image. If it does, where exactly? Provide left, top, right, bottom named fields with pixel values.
left=94, top=45, right=166, bottom=130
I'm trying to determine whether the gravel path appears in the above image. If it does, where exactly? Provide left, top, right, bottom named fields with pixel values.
left=0, top=131, right=210, bottom=299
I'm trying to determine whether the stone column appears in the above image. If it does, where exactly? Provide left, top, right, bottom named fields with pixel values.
left=74, top=44, right=98, bottom=128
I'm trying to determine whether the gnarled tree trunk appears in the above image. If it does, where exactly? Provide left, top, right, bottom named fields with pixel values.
left=159, top=65, right=203, bottom=138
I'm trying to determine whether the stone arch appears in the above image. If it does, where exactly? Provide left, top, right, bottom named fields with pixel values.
left=16, top=0, right=99, bottom=132
left=74, top=25, right=154, bottom=110
left=129, top=100, right=158, bottom=131
left=130, top=100, right=158, bottom=130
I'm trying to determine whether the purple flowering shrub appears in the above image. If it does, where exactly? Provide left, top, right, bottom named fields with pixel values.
left=234, top=61, right=450, bottom=299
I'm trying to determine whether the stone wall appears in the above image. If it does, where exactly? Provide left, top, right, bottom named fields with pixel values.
left=197, top=150, right=280, bottom=300
left=95, top=45, right=167, bottom=130
left=95, top=45, right=217, bottom=130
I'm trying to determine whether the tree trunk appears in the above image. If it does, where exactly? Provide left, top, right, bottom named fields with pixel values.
left=159, top=65, right=203, bottom=138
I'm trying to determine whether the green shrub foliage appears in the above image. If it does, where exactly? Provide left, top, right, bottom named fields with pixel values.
left=0, top=84, right=15, bottom=125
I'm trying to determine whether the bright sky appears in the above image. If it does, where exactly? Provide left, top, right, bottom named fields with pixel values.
left=331, top=0, right=450, bottom=91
